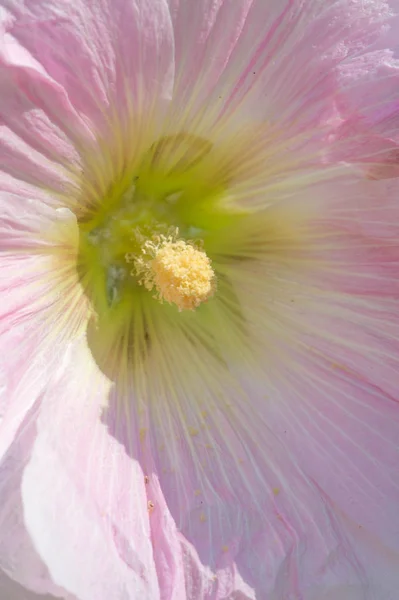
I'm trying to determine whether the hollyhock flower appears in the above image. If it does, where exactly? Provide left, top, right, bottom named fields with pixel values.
left=1, top=0, right=399, bottom=598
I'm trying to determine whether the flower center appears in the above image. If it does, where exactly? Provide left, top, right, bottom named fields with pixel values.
left=71, top=132, right=256, bottom=382
left=77, top=133, right=247, bottom=322
left=128, top=228, right=215, bottom=311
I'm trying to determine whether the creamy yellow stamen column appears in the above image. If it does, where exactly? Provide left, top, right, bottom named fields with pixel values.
left=130, top=230, right=216, bottom=311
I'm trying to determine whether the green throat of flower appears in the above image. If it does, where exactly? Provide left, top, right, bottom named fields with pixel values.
left=77, top=133, right=246, bottom=322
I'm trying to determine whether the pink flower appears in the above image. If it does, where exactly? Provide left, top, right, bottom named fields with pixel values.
left=1, top=1, right=399, bottom=599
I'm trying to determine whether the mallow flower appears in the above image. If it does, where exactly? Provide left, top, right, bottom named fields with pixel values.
left=0, top=0, right=399, bottom=599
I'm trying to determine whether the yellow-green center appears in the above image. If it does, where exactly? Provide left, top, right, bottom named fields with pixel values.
left=77, top=134, right=246, bottom=319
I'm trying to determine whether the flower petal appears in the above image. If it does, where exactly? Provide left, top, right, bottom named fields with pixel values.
left=145, top=476, right=187, bottom=599
left=0, top=569, right=69, bottom=600
left=166, top=0, right=391, bottom=131
left=1, top=2, right=398, bottom=599
left=0, top=201, right=81, bottom=461
left=0, top=405, right=77, bottom=599
left=338, top=48, right=399, bottom=140
left=17, top=334, right=263, bottom=600
left=212, top=172, right=399, bottom=594
left=2, top=0, right=174, bottom=134
left=20, top=339, right=162, bottom=600
left=333, top=47, right=399, bottom=179
left=0, top=23, right=88, bottom=193
left=104, top=320, right=394, bottom=596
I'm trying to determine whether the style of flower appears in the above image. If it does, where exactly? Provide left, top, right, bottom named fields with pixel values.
left=0, top=1, right=399, bottom=599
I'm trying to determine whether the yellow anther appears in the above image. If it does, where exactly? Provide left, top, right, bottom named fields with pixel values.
left=132, top=229, right=215, bottom=311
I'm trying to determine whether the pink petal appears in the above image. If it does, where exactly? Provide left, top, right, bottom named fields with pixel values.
left=2, top=0, right=174, bottom=134
left=262, top=352, right=399, bottom=546
left=20, top=340, right=161, bottom=600
left=0, top=0, right=174, bottom=207
left=218, top=175, right=399, bottom=593
left=150, top=475, right=256, bottom=599
left=145, top=476, right=186, bottom=600
left=179, top=535, right=256, bottom=600
left=334, top=507, right=399, bottom=600
left=109, top=341, right=393, bottom=596
left=17, top=335, right=262, bottom=600
left=332, top=118, right=399, bottom=180
left=0, top=29, right=88, bottom=193
left=0, top=202, right=78, bottom=462
left=0, top=407, right=76, bottom=599
left=335, top=46, right=399, bottom=178
left=167, top=0, right=391, bottom=132
left=338, top=49, right=399, bottom=141
left=0, top=569, right=69, bottom=600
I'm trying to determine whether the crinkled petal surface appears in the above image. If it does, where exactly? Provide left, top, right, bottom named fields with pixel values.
left=1, top=0, right=174, bottom=132
left=0, top=0, right=399, bottom=599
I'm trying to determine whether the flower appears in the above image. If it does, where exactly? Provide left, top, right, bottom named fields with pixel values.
left=1, top=0, right=399, bottom=599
